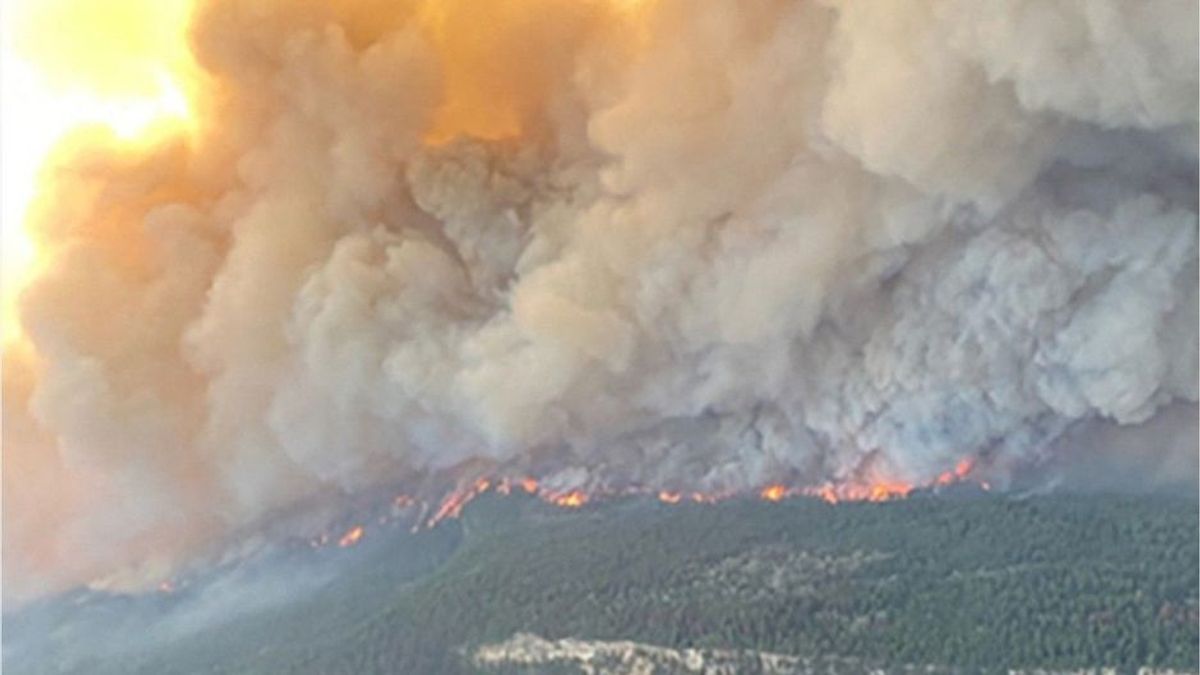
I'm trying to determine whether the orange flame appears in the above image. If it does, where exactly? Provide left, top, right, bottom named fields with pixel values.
left=760, top=485, right=788, bottom=502
left=337, top=525, right=364, bottom=548
left=550, top=490, right=588, bottom=508
left=935, top=458, right=975, bottom=486
left=426, top=476, right=503, bottom=527
left=803, top=480, right=913, bottom=504
left=307, top=456, right=991, bottom=545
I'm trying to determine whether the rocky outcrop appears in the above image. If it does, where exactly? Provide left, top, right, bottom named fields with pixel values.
left=470, top=633, right=919, bottom=674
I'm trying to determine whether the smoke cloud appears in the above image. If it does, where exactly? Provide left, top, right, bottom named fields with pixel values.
left=4, top=0, right=1197, bottom=602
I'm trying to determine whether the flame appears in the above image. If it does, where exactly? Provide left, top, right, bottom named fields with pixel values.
left=429, top=491, right=473, bottom=527
left=935, top=458, right=975, bottom=486
left=337, top=525, right=364, bottom=548
left=0, top=0, right=199, bottom=344
left=868, top=481, right=912, bottom=501
left=803, top=480, right=913, bottom=504
left=760, top=485, right=788, bottom=502
left=426, top=476, right=498, bottom=527
left=303, top=455, right=992, bottom=548
left=549, top=490, right=588, bottom=508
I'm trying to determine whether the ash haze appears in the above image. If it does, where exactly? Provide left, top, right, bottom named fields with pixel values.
left=2, top=0, right=1197, bottom=606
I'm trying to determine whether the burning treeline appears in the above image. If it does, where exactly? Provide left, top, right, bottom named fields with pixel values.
left=301, top=460, right=987, bottom=559
left=2, top=0, right=1197, bottom=602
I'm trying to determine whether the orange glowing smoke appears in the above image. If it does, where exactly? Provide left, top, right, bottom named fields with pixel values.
left=0, top=0, right=199, bottom=344
left=337, top=525, right=364, bottom=548
left=418, top=0, right=652, bottom=143
left=0, top=0, right=654, bottom=344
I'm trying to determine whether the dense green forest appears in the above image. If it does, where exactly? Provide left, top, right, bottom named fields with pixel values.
left=6, top=492, right=1198, bottom=674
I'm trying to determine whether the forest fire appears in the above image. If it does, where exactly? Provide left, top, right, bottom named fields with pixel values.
left=2, top=0, right=1190, bottom=610
left=305, top=457, right=993, bottom=551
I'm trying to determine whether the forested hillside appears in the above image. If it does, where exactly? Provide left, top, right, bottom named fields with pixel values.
left=6, top=492, right=1197, bottom=674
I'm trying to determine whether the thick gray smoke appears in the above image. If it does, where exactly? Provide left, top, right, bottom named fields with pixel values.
left=4, top=0, right=1197, bottom=602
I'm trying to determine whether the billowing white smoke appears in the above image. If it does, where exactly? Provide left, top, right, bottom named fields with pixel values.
left=4, top=0, right=1197, bottom=601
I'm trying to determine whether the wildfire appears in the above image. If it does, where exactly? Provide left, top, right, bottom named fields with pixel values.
left=302, top=455, right=991, bottom=555
left=337, top=525, right=364, bottom=548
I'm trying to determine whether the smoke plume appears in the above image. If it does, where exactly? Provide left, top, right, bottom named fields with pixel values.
left=4, top=0, right=1197, bottom=602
